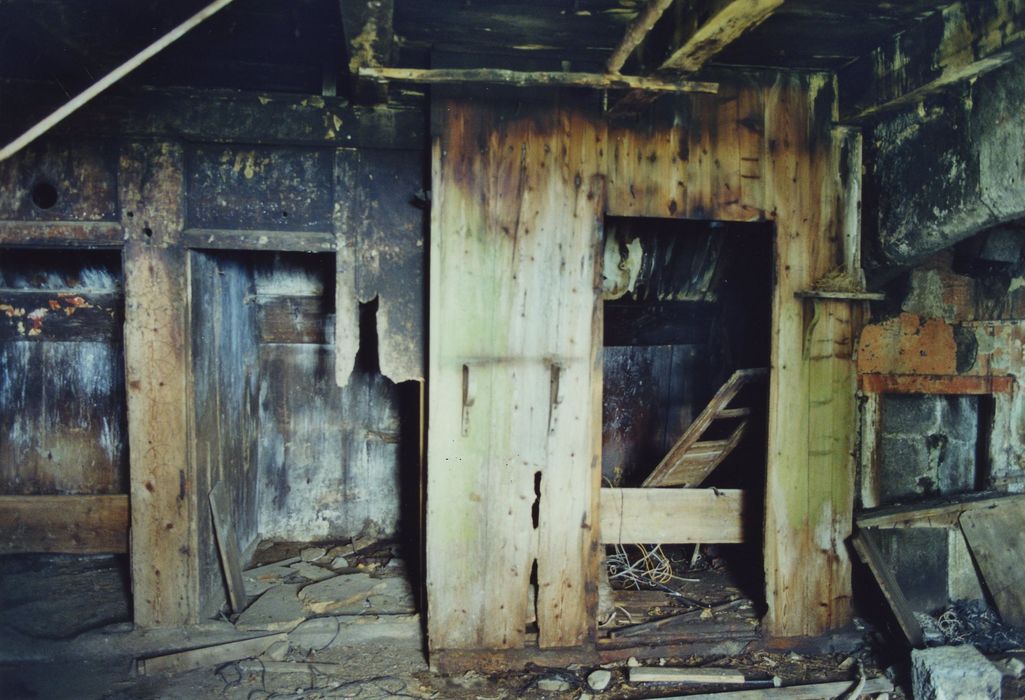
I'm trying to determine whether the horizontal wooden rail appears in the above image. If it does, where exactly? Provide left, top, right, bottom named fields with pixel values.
left=0, top=221, right=123, bottom=248
left=599, top=488, right=745, bottom=544
left=359, top=67, right=718, bottom=94
left=859, top=373, right=1014, bottom=395
left=0, top=494, right=129, bottom=554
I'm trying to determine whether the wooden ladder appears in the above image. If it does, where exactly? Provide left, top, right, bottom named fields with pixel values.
left=642, top=368, right=767, bottom=488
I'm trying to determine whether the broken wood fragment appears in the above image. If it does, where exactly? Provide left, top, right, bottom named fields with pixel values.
left=138, top=632, right=287, bottom=675
left=359, top=66, right=718, bottom=94
left=628, top=666, right=757, bottom=684
left=643, top=368, right=766, bottom=488
left=851, top=530, right=924, bottom=647
left=649, top=676, right=893, bottom=699
left=958, top=500, right=1025, bottom=627
left=209, top=482, right=247, bottom=614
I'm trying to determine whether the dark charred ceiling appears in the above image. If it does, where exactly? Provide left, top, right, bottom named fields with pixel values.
left=0, top=0, right=964, bottom=92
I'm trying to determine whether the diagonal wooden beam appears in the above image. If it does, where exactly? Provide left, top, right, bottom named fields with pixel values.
left=609, top=0, right=784, bottom=116
left=340, top=0, right=395, bottom=104
left=0, top=0, right=235, bottom=162
left=839, top=0, right=1025, bottom=122
left=660, top=0, right=783, bottom=73
left=606, top=0, right=676, bottom=74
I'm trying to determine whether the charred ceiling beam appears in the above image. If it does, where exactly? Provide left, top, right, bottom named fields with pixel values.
left=839, top=0, right=1025, bottom=123
left=606, top=0, right=677, bottom=75
left=340, top=0, right=395, bottom=104
left=609, top=0, right=783, bottom=116
left=358, top=66, right=718, bottom=94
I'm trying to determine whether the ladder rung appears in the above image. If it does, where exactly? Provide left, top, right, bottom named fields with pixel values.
left=716, top=407, right=751, bottom=419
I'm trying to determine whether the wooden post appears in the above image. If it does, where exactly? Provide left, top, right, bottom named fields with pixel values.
left=121, top=141, right=197, bottom=627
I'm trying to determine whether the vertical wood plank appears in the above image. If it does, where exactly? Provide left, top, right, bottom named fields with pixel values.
left=427, top=98, right=602, bottom=652
left=121, top=141, right=197, bottom=627
left=208, top=481, right=246, bottom=613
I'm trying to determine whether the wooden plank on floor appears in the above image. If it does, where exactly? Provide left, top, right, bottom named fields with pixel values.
left=0, top=494, right=128, bottom=554
left=851, top=530, right=923, bottom=646
left=208, top=481, right=247, bottom=614
left=959, top=499, right=1025, bottom=627
left=138, top=632, right=287, bottom=675
left=121, top=140, right=197, bottom=627
left=599, top=488, right=745, bottom=544
left=662, top=677, right=893, bottom=700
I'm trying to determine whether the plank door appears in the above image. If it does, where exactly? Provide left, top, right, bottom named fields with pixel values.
left=426, top=97, right=604, bottom=651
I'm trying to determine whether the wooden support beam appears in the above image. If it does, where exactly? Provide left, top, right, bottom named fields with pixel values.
left=0, top=495, right=129, bottom=554
left=858, top=492, right=1025, bottom=530
left=655, top=677, right=894, bottom=700
left=120, top=141, right=197, bottom=628
left=359, top=66, right=718, bottom=94
left=340, top=0, right=395, bottom=103
left=599, top=488, right=745, bottom=544
left=609, top=0, right=783, bottom=115
left=840, top=0, right=1025, bottom=122
left=660, top=0, right=783, bottom=73
left=0, top=0, right=236, bottom=162
left=606, top=0, right=676, bottom=74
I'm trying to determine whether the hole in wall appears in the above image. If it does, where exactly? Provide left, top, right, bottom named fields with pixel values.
left=142, top=227, right=153, bottom=239
left=532, top=471, right=541, bottom=529
left=30, top=182, right=59, bottom=210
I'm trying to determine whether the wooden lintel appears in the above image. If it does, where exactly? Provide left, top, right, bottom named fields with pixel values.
left=600, top=488, right=745, bottom=544
left=606, top=0, right=676, bottom=74
left=857, top=492, right=1025, bottom=530
left=0, top=494, right=129, bottom=554
left=794, top=289, right=884, bottom=302
left=0, top=221, right=123, bottom=248
left=359, top=66, right=718, bottom=94
left=839, top=0, right=1025, bottom=122
left=859, top=373, right=1014, bottom=395
left=182, top=228, right=335, bottom=253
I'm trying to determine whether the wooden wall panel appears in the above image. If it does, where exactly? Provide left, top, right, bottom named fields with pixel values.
left=429, top=76, right=854, bottom=648
left=334, top=148, right=425, bottom=385
left=428, top=98, right=603, bottom=651
left=121, top=141, right=197, bottom=627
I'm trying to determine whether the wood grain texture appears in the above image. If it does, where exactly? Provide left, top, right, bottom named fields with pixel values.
left=607, top=73, right=854, bottom=636
left=959, top=500, right=1025, bottom=627
left=121, top=141, right=196, bottom=627
left=599, top=488, right=745, bottom=544
left=427, top=97, right=603, bottom=651
left=0, top=494, right=128, bottom=554
left=859, top=492, right=1025, bottom=530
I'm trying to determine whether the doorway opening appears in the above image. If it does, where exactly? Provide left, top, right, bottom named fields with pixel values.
left=598, top=216, right=773, bottom=645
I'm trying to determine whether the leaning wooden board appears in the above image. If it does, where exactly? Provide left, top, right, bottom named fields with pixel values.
left=959, top=499, right=1025, bottom=627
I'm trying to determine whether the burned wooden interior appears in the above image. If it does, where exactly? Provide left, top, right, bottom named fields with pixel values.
left=2, top=0, right=1025, bottom=697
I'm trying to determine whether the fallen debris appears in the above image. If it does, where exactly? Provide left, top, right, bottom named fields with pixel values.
left=234, top=584, right=307, bottom=632
left=242, top=557, right=300, bottom=596
left=911, top=645, right=1001, bottom=700
left=629, top=666, right=780, bottom=687
left=587, top=668, right=612, bottom=692
left=300, top=547, right=327, bottom=562
left=288, top=561, right=335, bottom=582
left=645, top=676, right=893, bottom=699
left=137, top=632, right=287, bottom=675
